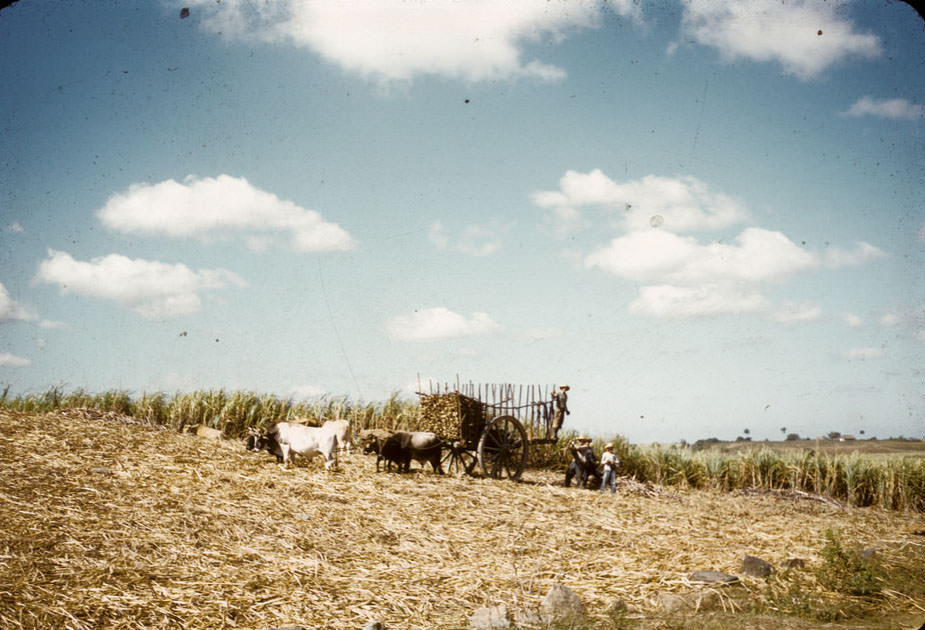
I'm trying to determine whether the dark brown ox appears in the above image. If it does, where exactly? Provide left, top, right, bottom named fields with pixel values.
left=363, top=430, right=443, bottom=473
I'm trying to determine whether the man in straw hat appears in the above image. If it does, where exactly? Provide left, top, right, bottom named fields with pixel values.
left=550, top=384, right=570, bottom=440
left=600, top=442, right=619, bottom=493
left=564, top=435, right=598, bottom=488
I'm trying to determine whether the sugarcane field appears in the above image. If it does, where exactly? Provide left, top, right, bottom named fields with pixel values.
left=1, top=387, right=923, bottom=630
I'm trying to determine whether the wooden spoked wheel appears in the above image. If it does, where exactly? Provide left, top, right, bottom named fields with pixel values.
left=441, top=442, right=476, bottom=476
left=477, top=415, right=528, bottom=480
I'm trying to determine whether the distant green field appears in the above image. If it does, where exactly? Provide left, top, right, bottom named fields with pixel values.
left=708, top=439, right=925, bottom=457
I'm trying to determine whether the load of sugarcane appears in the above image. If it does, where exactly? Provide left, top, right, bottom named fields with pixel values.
left=417, top=392, right=486, bottom=446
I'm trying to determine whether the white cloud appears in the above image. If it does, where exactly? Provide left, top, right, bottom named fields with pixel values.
left=879, top=313, right=900, bottom=327
left=629, top=284, right=769, bottom=318
left=0, top=283, right=36, bottom=323
left=35, top=250, right=247, bottom=320
left=918, top=225, right=925, bottom=243
left=843, top=96, right=924, bottom=120
left=841, top=347, right=884, bottom=361
left=384, top=307, right=500, bottom=341
left=97, top=174, right=356, bottom=253
left=582, top=227, right=873, bottom=319
left=187, top=0, right=641, bottom=83
left=842, top=313, right=864, bottom=328
left=823, top=242, right=887, bottom=267
left=537, top=168, right=887, bottom=320
left=770, top=302, right=822, bottom=324
left=679, top=0, right=881, bottom=80
left=0, top=352, right=30, bottom=367
left=429, top=220, right=509, bottom=256
left=532, top=171, right=749, bottom=235
left=5, top=222, right=24, bottom=234
left=585, top=228, right=816, bottom=285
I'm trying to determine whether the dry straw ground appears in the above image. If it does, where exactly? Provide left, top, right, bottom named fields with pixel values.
left=1, top=409, right=923, bottom=630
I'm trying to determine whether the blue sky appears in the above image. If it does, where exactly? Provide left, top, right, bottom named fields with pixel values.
left=1, top=0, right=922, bottom=443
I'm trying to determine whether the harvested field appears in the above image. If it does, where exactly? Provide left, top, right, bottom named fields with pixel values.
left=1, top=409, right=923, bottom=630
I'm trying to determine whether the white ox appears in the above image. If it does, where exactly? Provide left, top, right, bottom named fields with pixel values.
left=262, top=421, right=340, bottom=469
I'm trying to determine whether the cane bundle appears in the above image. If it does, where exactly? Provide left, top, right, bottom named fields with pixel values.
left=417, top=392, right=486, bottom=446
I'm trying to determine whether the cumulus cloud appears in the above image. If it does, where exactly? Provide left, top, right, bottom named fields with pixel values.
left=678, top=0, right=881, bottom=80
left=186, top=0, right=642, bottom=83
left=843, top=96, right=924, bottom=120
left=536, top=168, right=887, bottom=320
left=384, top=307, right=500, bottom=341
left=585, top=228, right=816, bottom=285
left=0, top=283, right=36, bottom=323
left=0, top=352, right=30, bottom=367
left=429, top=220, right=509, bottom=256
left=35, top=250, right=247, bottom=320
left=841, top=347, right=884, bottom=360
left=97, top=175, right=356, bottom=253
left=532, top=171, right=748, bottom=235
left=587, top=229, right=884, bottom=318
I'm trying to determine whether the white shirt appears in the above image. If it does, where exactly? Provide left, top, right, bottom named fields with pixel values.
left=601, top=450, right=618, bottom=470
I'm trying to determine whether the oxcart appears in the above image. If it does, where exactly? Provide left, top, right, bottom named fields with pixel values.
left=416, top=380, right=563, bottom=480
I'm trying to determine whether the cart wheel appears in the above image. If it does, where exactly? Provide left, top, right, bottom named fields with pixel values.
left=477, top=415, right=528, bottom=480
left=441, top=442, right=476, bottom=476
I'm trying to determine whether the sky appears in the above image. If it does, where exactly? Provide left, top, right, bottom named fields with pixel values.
left=1, top=0, right=923, bottom=444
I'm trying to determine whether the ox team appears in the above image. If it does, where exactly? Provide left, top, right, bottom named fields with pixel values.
left=244, top=384, right=618, bottom=487
left=247, top=420, right=443, bottom=474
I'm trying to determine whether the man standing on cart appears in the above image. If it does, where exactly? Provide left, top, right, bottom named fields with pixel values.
left=551, top=384, right=570, bottom=440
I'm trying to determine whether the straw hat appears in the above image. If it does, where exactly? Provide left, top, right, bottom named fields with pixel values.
left=560, top=385, right=570, bottom=390
left=605, top=442, right=614, bottom=449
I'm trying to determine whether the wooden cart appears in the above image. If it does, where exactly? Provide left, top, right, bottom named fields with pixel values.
left=416, top=380, right=562, bottom=480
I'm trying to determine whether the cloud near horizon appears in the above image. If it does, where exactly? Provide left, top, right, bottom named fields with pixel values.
left=384, top=307, right=500, bottom=341
left=187, top=0, right=642, bottom=83
left=97, top=175, right=356, bottom=253
left=678, top=0, right=881, bottom=80
left=35, top=250, right=248, bottom=319
left=0, top=352, right=31, bottom=368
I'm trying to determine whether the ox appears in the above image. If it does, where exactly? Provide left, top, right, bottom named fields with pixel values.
left=363, top=430, right=443, bottom=473
left=247, top=422, right=339, bottom=469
